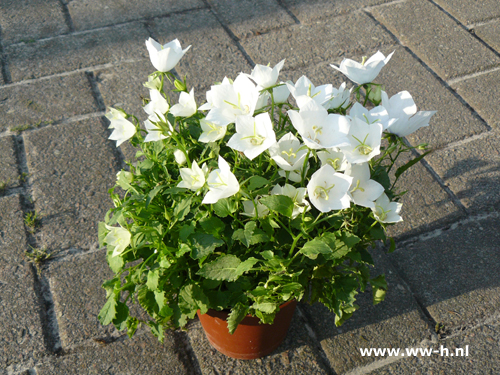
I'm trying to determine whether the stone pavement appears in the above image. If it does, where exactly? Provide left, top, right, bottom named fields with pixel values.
left=0, top=0, right=499, bottom=373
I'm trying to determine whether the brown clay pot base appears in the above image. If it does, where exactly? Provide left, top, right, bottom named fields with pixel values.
left=197, top=300, right=297, bottom=360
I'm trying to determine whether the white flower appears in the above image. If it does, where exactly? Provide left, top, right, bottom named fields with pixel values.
left=348, top=102, right=394, bottom=130
left=372, top=193, right=402, bottom=223
left=242, top=198, right=270, bottom=218
left=331, top=51, right=395, bottom=85
left=344, top=163, right=384, bottom=208
left=317, top=148, right=349, bottom=171
left=170, top=88, right=197, bottom=117
left=269, top=132, right=308, bottom=171
left=104, top=224, right=131, bottom=257
left=227, top=113, right=276, bottom=160
left=143, top=76, right=162, bottom=91
left=271, top=184, right=310, bottom=219
left=247, top=59, right=285, bottom=88
left=382, top=91, right=437, bottom=137
left=144, top=112, right=172, bottom=143
left=143, top=89, right=169, bottom=117
left=202, top=156, right=240, bottom=204
left=288, top=98, right=350, bottom=150
left=174, top=149, right=187, bottom=165
left=255, top=90, right=270, bottom=110
left=177, top=161, right=208, bottom=191
left=286, top=76, right=333, bottom=109
left=307, top=165, right=352, bottom=212
left=272, top=82, right=291, bottom=103
left=145, top=37, right=191, bottom=72
left=204, top=74, right=260, bottom=126
left=106, top=108, right=136, bottom=147
left=321, top=82, right=351, bottom=110
left=278, top=163, right=309, bottom=183
left=340, top=117, right=382, bottom=164
left=198, top=119, right=227, bottom=143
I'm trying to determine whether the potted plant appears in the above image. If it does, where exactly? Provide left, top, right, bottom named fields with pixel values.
left=98, top=37, right=435, bottom=359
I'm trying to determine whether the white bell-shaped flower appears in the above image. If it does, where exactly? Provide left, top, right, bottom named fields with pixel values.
left=372, top=193, right=402, bottom=223
left=227, top=113, right=276, bottom=160
left=344, top=163, right=384, bottom=208
left=307, top=165, right=352, bottom=212
left=202, top=156, right=240, bottom=204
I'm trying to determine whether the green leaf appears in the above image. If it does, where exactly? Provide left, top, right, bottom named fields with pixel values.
left=148, top=321, right=165, bottom=343
left=177, top=243, right=191, bottom=257
left=174, top=197, right=192, bottom=221
left=395, top=150, right=432, bottom=180
left=247, top=176, right=269, bottom=191
left=179, top=284, right=209, bottom=315
left=126, top=317, right=139, bottom=338
left=200, top=216, right=225, bottom=236
left=98, top=293, right=117, bottom=326
left=106, top=249, right=124, bottom=273
left=179, top=222, right=196, bottom=242
left=370, top=275, right=387, bottom=305
left=197, top=254, right=242, bottom=281
left=137, top=286, right=157, bottom=316
left=147, top=269, right=159, bottom=291
left=213, top=198, right=237, bottom=218
left=190, top=233, right=224, bottom=259
left=299, top=238, right=333, bottom=259
left=98, top=222, right=107, bottom=248
left=252, top=302, right=277, bottom=314
left=260, top=195, right=294, bottom=217
left=227, top=302, right=249, bottom=334
left=154, top=290, right=166, bottom=309
left=146, top=185, right=165, bottom=208
left=388, top=237, right=396, bottom=253
left=112, top=301, right=129, bottom=331
left=235, top=257, right=259, bottom=275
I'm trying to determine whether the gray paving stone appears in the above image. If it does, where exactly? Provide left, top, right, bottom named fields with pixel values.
left=386, top=152, right=463, bottom=239
left=24, top=118, right=119, bottom=251
left=241, top=11, right=396, bottom=72
left=188, top=310, right=331, bottom=374
left=150, top=9, right=251, bottom=89
left=46, top=250, right=116, bottom=347
left=0, top=136, right=20, bottom=189
left=35, top=332, right=189, bottom=374
left=475, top=20, right=500, bottom=53
left=371, top=0, right=500, bottom=80
left=207, top=0, right=295, bottom=39
left=0, top=195, right=46, bottom=368
left=281, top=0, right=392, bottom=22
left=67, top=0, right=204, bottom=31
left=433, top=0, right=500, bottom=25
left=391, top=216, right=500, bottom=332
left=303, top=248, right=430, bottom=374
left=426, top=131, right=500, bottom=212
left=452, top=70, right=500, bottom=129
left=0, top=74, right=99, bottom=133
left=0, top=0, right=68, bottom=46
left=376, top=46, right=489, bottom=148
left=5, top=23, right=149, bottom=82
left=372, top=316, right=500, bottom=374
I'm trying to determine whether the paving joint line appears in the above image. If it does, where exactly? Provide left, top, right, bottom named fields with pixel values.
left=200, top=0, right=255, bottom=68
left=364, top=0, right=408, bottom=12
left=447, top=65, right=500, bottom=85
left=0, top=26, right=12, bottom=84
left=425, top=0, right=500, bottom=60
left=58, top=0, right=76, bottom=32
left=275, top=0, right=301, bottom=25
left=467, top=17, right=500, bottom=29
left=295, top=305, right=337, bottom=375
left=12, top=134, right=64, bottom=356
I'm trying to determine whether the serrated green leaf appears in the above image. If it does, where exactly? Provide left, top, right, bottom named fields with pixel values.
left=148, top=321, right=165, bottom=343
left=299, top=238, right=333, bottom=259
left=260, top=195, right=294, bottom=217
left=247, top=176, right=269, bottom=191
left=106, top=249, right=124, bottom=273
left=235, top=257, right=259, bottom=275
left=145, top=185, right=163, bottom=209
left=98, top=222, right=107, bottom=248
left=200, top=216, right=225, bottom=236
left=137, top=286, right=157, bottom=316
left=112, top=301, right=129, bottom=331
left=179, top=284, right=209, bottom=316
left=227, top=302, right=249, bottom=334
left=147, top=269, right=159, bottom=291
left=252, top=302, right=277, bottom=314
left=154, top=290, right=166, bottom=309
left=174, top=197, right=192, bottom=221
left=197, top=254, right=242, bottom=281
left=213, top=198, right=237, bottom=218
left=126, top=317, right=139, bottom=338
left=177, top=243, right=191, bottom=257
left=190, top=233, right=224, bottom=259
left=98, top=293, right=117, bottom=326
left=179, top=222, right=196, bottom=242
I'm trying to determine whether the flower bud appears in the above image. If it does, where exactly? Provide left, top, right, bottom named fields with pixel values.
left=174, top=149, right=187, bottom=165
left=417, top=143, right=429, bottom=150
left=174, top=79, right=186, bottom=92
left=367, top=84, right=384, bottom=105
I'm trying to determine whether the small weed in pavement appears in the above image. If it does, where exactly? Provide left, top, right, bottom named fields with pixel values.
left=0, top=179, right=10, bottom=193
left=24, top=211, right=40, bottom=233
left=25, top=246, right=53, bottom=274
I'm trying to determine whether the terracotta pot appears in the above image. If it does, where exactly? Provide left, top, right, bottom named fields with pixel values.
left=197, top=300, right=297, bottom=360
